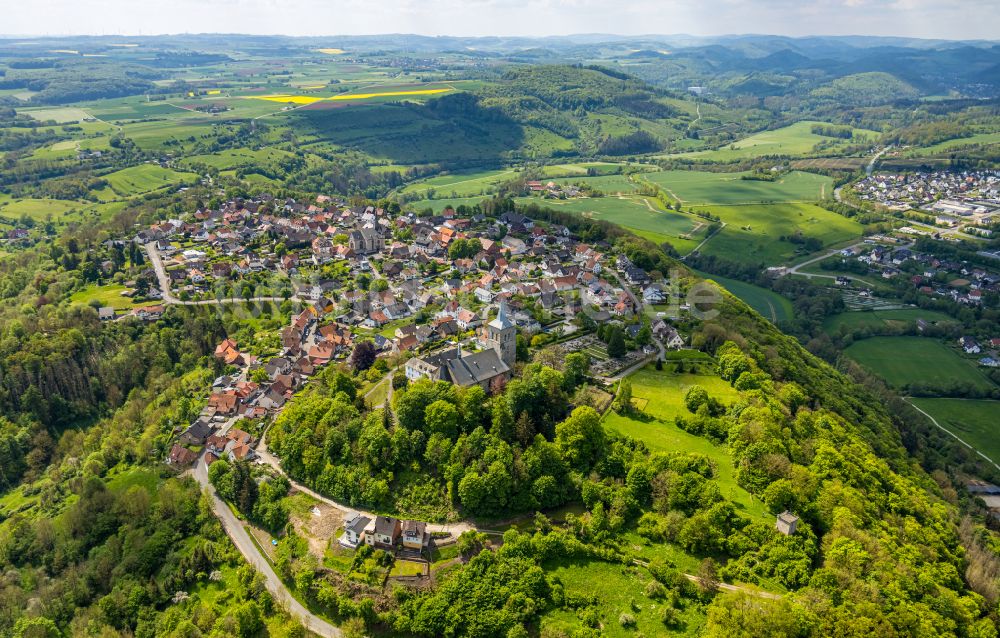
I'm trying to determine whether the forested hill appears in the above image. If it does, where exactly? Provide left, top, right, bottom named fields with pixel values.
left=521, top=202, right=1000, bottom=634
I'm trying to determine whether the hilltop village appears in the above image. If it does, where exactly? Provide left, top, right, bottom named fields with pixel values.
left=142, top=193, right=689, bottom=553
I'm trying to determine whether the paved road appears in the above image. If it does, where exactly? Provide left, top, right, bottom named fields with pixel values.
left=144, top=242, right=302, bottom=306
left=193, top=455, right=344, bottom=637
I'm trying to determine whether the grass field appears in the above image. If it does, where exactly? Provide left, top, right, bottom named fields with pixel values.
left=514, top=195, right=706, bottom=253
left=844, top=337, right=995, bottom=391
left=698, top=272, right=794, bottom=323
left=908, top=398, right=1000, bottom=465
left=905, top=132, right=1000, bottom=156
left=19, top=106, right=94, bottom=123
left=69, top=284, right=145, bottom=310
left=645, top=170, right=832, bottom=205
left=552, top=174, right=641, bottom=194
left=604, top=366, right=769, bottom=522
left=693, top=202, right=864, bottom=265
left=663, top=121, right=879, bottom=161
left=0, top=198, right=81, bottom=222
left=540, top=559, right=705, bottom=637
left=822, top=308, right=956, bottom=335
left=398, top=168, right=517, bottom=198
left=103, top=164, right=197, bottom=197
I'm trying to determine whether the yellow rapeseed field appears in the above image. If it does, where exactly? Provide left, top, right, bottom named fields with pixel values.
left=250, top=87, right=453, bottom=106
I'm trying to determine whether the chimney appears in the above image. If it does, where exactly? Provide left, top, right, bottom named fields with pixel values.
left=456, top=340, right=461, bottom=358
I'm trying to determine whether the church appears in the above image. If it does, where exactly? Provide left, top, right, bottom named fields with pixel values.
left=405, top=301, right=516, bottom=390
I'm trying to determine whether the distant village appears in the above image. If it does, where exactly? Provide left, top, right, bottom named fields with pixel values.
left=854, top=170, right=999, bottom=237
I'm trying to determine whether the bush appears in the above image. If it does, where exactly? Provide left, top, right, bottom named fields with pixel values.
left=618, top=612, right=637, bottom=628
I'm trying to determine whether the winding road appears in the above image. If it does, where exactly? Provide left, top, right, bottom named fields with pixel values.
left=145, top=242, right=302, bottom=306
left=193, top=455, right=344, bottom=637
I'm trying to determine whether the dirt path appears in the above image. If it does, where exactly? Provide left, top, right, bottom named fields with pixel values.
left=903, top=398, right=1000, bottom=472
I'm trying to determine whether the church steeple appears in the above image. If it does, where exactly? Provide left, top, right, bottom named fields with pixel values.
left=487, top=299, right=516, bottom=368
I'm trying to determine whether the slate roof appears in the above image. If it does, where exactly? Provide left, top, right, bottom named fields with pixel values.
left=445, top=348, right=510, bottom=387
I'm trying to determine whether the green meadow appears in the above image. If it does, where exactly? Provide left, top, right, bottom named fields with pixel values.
left=693, top=202, right=864, bottom=265
left=905, top=132, right=1000, bottom=157
left=104, top=164, right=198, bottom=196
left=663, top=120, right=880, bottom=161
left=604, top=365, right=769, bottom=523
left=908, top=399, right=1000, bottom=465
left=822, top=308, right=956, bottom=335
left=844, top=337, right=995, bottom=391
left=698, top=272, right=794, bottom=323
left=398, top=168, right=518, bottom=198
left=515, top=195, right=707, bottom=253
left=645, top=170, right=833, bottom=205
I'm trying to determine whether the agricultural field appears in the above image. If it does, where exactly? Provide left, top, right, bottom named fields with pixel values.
left=697, top=272, right=794, bottom=323
left=0, top=198, right=82, bottom=222
left=693, top=202, right=864, bottom=265
left=663, top=121, right=879, bottom=161
left=551, top=174, right=641, bottom=194
left=103, top=164, right=198, bottom=197
left=18, top=106, right=95, bottom=123
left=822, top=308, right=956, bottom=335
left=398, top=168, right=519, bottom=198
left=908, top=398, right=1000, bottom=465
left=903, top=132, right=1000, bottom=157
left=844, top=336, right=996, bottom=391
left=515, top=195, right=707, bottom=253
left=645, top=170, right=833, bottom=205
left=603, top=365, right=769, bottom=522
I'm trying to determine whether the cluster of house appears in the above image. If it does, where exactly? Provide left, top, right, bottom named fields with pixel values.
left=132, top=195, right=685, bottom=364
left=524, top=180, right=582, bottom=198
left=166, top=300, right=354, bottom=467
left=959, top=336, right=1000, bottom=368
left=854, top=170, right=998, bottom=234
left=842, top=242, right=999, bottom=305
left=340, top=512, right=430, bottom=556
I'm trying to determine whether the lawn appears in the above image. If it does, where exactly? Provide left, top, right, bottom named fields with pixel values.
left=645, top=170, right=832, bottom=205
left=604, top=366, right=769, bottom=522
left=844, top=337, right=995, bottom=391
left=103, top=164, right=198, bottom=197
left=697, top=272, right=794, bottom=323
left=389, top=560, right=426, bottom=577
left=822, top=308, right=956, bottom=335
left=69, top=284, right=146, bottom=310
left=539, top=558, right=705, bottom=637
left=663, top=120, right=879, bottom=161
left=693, top=202, right=864, bottom=266
left=908, top=398, right=1000, bottom=465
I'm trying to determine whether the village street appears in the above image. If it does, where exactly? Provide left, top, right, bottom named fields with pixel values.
left=145, top=241, right=303, bottom=306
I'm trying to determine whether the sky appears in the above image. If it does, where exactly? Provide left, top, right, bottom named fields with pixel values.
left=3, top=0, right=997, bottom=41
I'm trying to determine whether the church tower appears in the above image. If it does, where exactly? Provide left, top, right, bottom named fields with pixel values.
left=487, top=299, right=516, bottom=368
